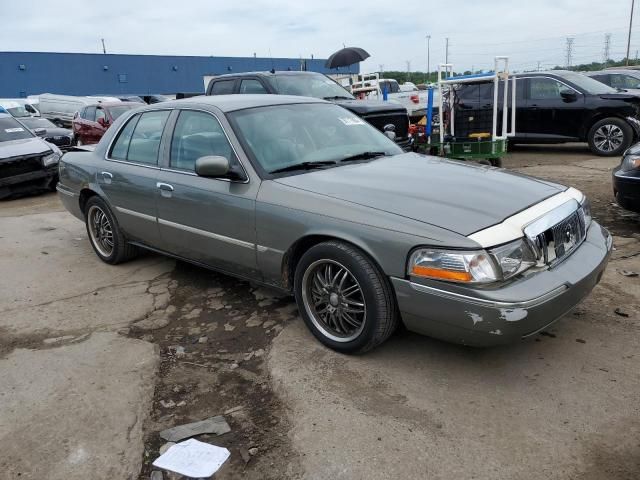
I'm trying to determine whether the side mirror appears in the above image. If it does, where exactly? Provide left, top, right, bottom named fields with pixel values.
left=195, top=155, right=230, bottom=177
left=97, top=117, right=109, bottom=127
left=560, top=89, right=577, bottom=102
left=33, top=128, right=47, bottom=137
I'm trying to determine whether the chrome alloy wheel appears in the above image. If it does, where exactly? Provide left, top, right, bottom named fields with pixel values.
left=301, top=259, right=367, bottom=342
left=593, top=124, right=624, bottom=153
left=87, top=205, right=114, bottom=257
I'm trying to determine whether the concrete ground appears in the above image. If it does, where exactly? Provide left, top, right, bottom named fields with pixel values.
left=0, top=144, right=638, bottom=479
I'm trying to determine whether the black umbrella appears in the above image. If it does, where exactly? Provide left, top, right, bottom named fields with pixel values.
left=325, top=47, right=371, bottom=69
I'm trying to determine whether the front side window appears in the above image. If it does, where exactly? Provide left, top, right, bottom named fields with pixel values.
left=210, top=80, right=236, bottom=95
left=109, top=110, right=170, bottom=165
left=228, top=103, right=401, bottom=174
left=239, top=79, right=268, bottom=94
left=170, top=110, right=235, bottom=171
left=95, top=108, right=107, bottom=123
left=529, top=78, right=563, bottom=100
left=83, top=106, right=96, bottom=121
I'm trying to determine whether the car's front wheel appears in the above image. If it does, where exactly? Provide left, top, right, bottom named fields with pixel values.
left=294, top=241, right=398, bottom=354
left=84, top=196, right=138, bottom=264
left=588, top=118, right=633, bottom=156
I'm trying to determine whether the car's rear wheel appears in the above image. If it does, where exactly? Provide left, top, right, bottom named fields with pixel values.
left=84, top=196, right=138, bottom=264
left=294, top=241, right=398, bottom=354
left=588, top=118, right=633, bottom=157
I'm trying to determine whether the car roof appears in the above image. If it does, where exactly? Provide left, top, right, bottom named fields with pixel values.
left=86, top=101, right=141, bottom=108
left=159, top=94, right=328, bottom=113
left=209, top=70, right=325, bottom=80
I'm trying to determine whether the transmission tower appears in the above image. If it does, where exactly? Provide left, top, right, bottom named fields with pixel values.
left=603, top=33, right=611, bottom=67
left=565, top=37, right=574, bottom=68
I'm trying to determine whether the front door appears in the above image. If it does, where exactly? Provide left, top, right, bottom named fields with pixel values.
left=155, top=109, right=259, bottom=279
left=98, top=109, right=171, bottom=243
left=524, top=77, right=584, bottom=141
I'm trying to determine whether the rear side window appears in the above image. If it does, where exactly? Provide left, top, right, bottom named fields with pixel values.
left=210, top=80, right=236, bottom=95
left=109, top=110, right=170, bottom=165
left=170, top=110, right=235, bottom=171
left=239, top=79, right=268, bottom=94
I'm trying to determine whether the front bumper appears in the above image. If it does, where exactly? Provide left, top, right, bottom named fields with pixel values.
left=0, top=166, right=58, bottom=198
left=391, top=222, right=612, bottom=346
left=613, top=165, right=640, bottom=211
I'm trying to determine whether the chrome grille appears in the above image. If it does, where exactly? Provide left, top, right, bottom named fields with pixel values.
left=528, top=208, right=586, bottom=267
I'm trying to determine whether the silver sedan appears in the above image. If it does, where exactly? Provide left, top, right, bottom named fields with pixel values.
left=57, top=95, right=612, bottom=353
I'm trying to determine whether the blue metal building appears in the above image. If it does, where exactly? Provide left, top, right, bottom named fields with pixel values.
left=0, top=51, right=355, bottom=98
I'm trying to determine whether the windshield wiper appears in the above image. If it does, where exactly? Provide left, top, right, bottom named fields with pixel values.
left=269, top=161, right=337, bottom=174
left=323, top=96, right=353, bottom=100
left=340, top=151, right=388, bottom=163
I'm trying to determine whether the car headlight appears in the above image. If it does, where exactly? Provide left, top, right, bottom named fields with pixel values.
left=579, top=196, right=592, bottom=229
left=408, top=248, right=499, bottom=284
left=42, top=152, right=60, bottom=167
left=409, top=239, right=537, bottom=284
left=621, top=154, right=640, bottom=172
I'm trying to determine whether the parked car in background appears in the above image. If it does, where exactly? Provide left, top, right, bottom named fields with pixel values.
left=17, top=117, right=74, bottom=150
left=205, top=71, right=413, bottom=150
left=0, top=99, right=38, bottom=118
left=584, top=70, right=640, bottom=96
left=0, top=112, right=61, bottom=199
left=38, top=94, right=96, bottom=128
left=56, top=95, right=610, bottom=353
left=141, top=94, right=169, bottom=104
left=72, top=102, right=140, bottom=145
left=613, top=142, right=640, bottom=211
left=456, top=70, right=640, bottom=156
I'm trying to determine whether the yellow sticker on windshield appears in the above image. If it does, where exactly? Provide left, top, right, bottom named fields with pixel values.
left=339, top=117, right=365, bottom=126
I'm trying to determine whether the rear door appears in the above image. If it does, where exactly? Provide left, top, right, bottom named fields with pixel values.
left=99, top=109, right=171, bottom=243
left=155, top=108, right=259, bottom=278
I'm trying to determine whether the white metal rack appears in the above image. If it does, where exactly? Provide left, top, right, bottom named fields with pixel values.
left=437, top=57, right=516, bottom=144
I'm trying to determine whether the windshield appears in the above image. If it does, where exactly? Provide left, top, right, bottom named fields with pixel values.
left=268, top=74, right=355, bottom=100
left=19, top=117, right=56, bottom=129
left=0, top=117, right=34, bottom=142
left=556, top=71, right=617, bottom=94
left=109, top=105, right=138, bottom=120
left=5, top=105, right=31, bottom=118
left=228, top=103, right=401, bottom=174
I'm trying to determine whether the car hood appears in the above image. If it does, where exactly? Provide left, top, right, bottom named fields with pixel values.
left=274, top=153, right=564, bottom=237
left=333, top=99, right=408, bottom=115
left=0, top=137, right=51, bottom=161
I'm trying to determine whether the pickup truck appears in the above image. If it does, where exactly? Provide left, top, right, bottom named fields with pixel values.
left=350, top=75, right=431, bottom=120
left=205, top=71, right=413, bottom=151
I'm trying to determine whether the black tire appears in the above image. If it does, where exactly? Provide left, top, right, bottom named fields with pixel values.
left=587, top=118, right=633, bottom=157
left=294, top=241, right=398, bottom=354
left=489, top=158, right=503, bottom=168
left=84, top=196, right=138, bottom=264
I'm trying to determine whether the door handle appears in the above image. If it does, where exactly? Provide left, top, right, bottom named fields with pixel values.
left=100, top=171, right=113, bottom=184
left=157, top=182, right=174, bottom=198
left=157, top=182, right=174, bottom=192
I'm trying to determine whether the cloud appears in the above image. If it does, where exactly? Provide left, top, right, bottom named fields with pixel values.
left=0, top=0, right=637, bottom=73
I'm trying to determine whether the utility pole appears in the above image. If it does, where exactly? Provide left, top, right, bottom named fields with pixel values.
left=101, top=38, right=106, bottom=54
left=565, top=37, right=574, bottom=68
left=426, top=35, right=431, bottom=83
left=627, top=0, right=635, bottom=66
left=406, top=60, right=411, bottom=81
left=379, top=64, right=384, bottom=79
left=537, top=60, right=541, bottom=71
left=445, top=37, right=450, bottom=64
left=603, top=33, right=611, bottom=68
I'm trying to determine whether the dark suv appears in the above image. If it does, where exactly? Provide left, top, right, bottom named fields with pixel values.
left=205, top=71, right=412, bottom=150
left=456, top=70, right=640, bottom=156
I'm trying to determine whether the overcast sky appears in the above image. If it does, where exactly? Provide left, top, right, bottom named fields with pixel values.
left=1, top=1, right=638, bottom=73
